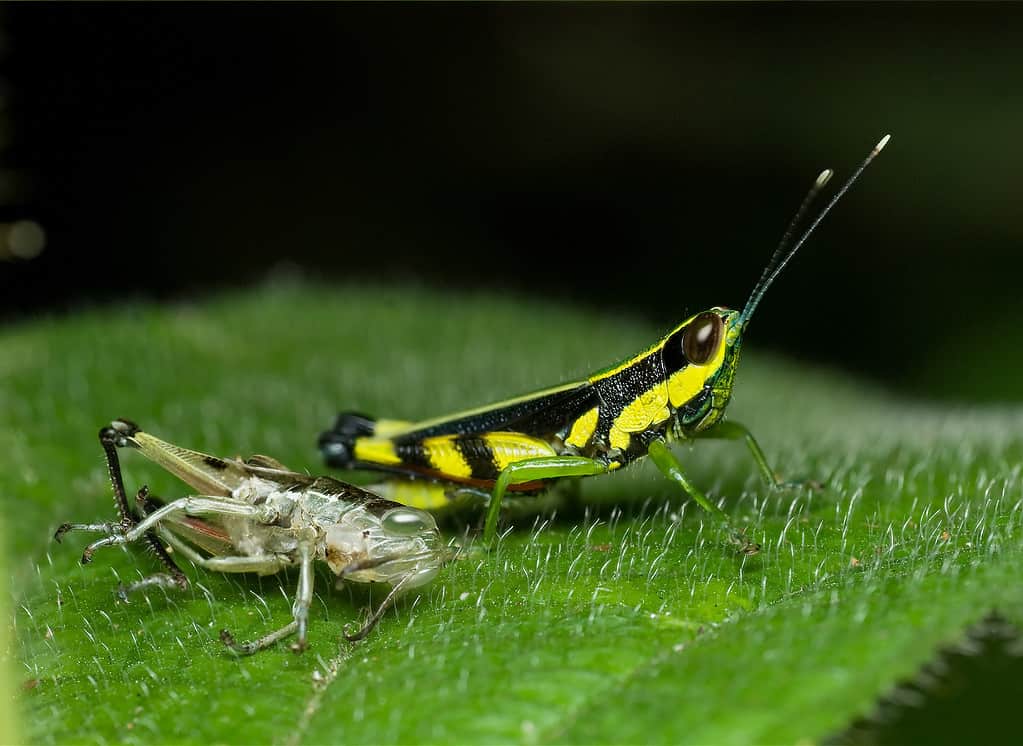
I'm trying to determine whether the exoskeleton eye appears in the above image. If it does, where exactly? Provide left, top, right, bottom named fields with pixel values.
left=381, top=508, right=435, bottom=536
left=682, top=312, right=724, bottom=365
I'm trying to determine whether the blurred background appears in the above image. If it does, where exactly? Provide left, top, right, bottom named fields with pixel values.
left=1, top=3, right=1020, bottom=401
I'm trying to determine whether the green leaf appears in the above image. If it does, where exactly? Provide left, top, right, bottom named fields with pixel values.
left=6, top=282, right=1022, bottom=744
left=2, top=534, right=19, bottom=746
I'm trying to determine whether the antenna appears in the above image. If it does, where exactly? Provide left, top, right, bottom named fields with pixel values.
left=745, top=168, right=833, bottom=316
left=739, top=134, right=890, bottom=329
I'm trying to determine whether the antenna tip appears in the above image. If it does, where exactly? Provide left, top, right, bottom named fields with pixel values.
left=815, top=169, right=834, bottom=188
left=874, top=134, right=891, bottom=155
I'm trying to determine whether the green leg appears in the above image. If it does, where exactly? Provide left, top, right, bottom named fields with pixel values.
left=484, top=456, right=610, bottom=545
left=647, top=438, right=759, bottom=555
left=646, top=439, right=728, bottom=521
left=698, top=420, right=823, bottom=489
left=697, top=421, right=780, bottom=486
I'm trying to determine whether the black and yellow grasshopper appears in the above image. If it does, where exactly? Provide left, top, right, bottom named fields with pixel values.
left=319, top=136, right=889, bottom=547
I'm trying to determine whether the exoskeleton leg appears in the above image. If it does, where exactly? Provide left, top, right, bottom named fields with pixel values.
left=116, top=572, right=187, bottom=599
left=218, top=540, right=315, bottom=656
left=115, top=488, right=201, bottom=597
left=341, top=565, right=418, bottom=643
left=483, top=455, right=612, bottom=544
left=150, top=526, right=307, bottom=656
left=79, top=496, right=263, bottom=563
left=54, top=521, right=120, bottom=540
left=220, top=621, right=300, bottom=656
left=116, top=497, right=315, bottom=656
left=290, top=540, right=315, bottom=652
left=103, top=426, right=188, bottom=586
left=53, top=427, right=189, bottom=589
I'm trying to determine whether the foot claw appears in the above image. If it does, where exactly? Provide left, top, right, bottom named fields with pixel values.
left=341, top=622, right=360, bottom=643
left=220, top=629, right=250, bottom=656
left=220, top=629, right=259, bottom=656
left=727, top=529, right=761, bottom=556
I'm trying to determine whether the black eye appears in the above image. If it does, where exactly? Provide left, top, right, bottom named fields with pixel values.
left=682, top=313, right=723, bottom=365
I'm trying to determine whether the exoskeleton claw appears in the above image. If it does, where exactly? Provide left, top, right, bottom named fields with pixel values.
left=220, top=620, right=300, bottom=656
left=117, top=572, right=189, bottom=601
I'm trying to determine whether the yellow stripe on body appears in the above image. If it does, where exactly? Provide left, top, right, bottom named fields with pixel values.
left=482, top=432, right=558, bottom=470
left=606, top=334, right=727, bottom=451
left=565, top=406, right=599, bottom=448
left=591, top=339, right=670, bottom=451
left=666, top=330, right=727, bottom=407
left=373, top=419, right=414, bottom=438
left=371, top=481, right=454, bottom=510
left=422, top=435, right=473, bottom=479
left=609, top=383, right=671, bottom=451
left=609, top=428, right=631, bottom=451
left=353, top=437, right=403, bottom=466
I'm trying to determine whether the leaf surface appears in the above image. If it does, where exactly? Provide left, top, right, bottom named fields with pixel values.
left=5, top=283, right=1022, bottom=744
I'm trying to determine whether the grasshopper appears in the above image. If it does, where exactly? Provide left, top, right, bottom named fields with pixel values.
left=319, top=136, right=889, bottom=547
left=55, top=419, right=449, bottom=654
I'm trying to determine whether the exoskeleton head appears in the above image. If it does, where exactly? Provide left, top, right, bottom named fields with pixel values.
left=324, top=504, right=445, bottom=589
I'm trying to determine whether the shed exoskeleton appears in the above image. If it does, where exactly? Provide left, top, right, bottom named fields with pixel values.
left=55, top=419, right=449, bottom=654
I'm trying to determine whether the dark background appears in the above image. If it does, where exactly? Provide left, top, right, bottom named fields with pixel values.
left=2, top=3, right=1020, bottom=401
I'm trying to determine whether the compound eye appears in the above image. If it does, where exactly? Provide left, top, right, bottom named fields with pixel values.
left=682, top=313, right=723, bottom=365
left=382, top=508, right=435, bottom=536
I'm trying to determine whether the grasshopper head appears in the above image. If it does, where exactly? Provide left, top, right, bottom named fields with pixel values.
left=700, top=307, right=744, bottom=431
left=664, top=307, right=743, bottom=434
left=325, top=505, right=446, bottom=589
